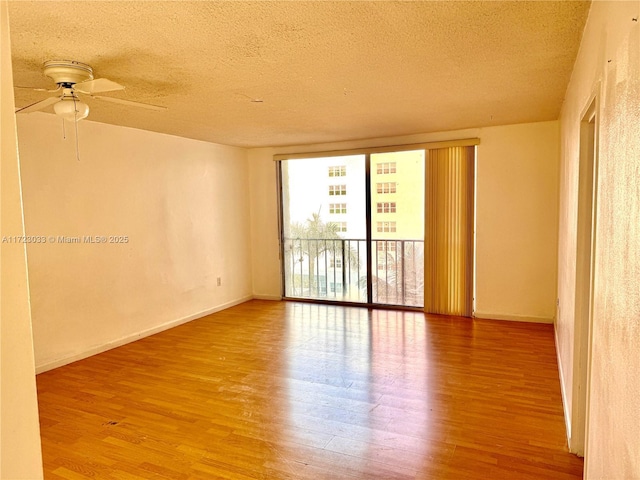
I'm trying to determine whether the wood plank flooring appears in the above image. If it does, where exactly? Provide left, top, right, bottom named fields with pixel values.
left=36, top=300, right=583, bottom=479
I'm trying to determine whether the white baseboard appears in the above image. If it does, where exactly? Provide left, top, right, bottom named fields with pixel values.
left=554, top=322, right=573, bottom=446
left=473, top=311, right=554, bottom=323
left=35, top=295, right=253, bottom=374
left=252, top=294, right=282, bottom=301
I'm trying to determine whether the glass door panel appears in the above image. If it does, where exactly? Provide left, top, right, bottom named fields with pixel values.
left=281, top=155, right=368, bottom=302
left=370, top=150, right=425, bottom=307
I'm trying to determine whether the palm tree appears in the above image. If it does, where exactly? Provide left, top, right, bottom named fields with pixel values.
left=286, top=212, right=360, bottom=298
left=363, top=241, right=424, bottom=307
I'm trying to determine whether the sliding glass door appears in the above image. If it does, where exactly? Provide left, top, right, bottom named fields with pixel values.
left=280, top=150, right=424, bottom=307
left=281, top=155, right=368, bottom=302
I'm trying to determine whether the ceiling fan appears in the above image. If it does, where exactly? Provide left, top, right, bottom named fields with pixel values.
left=15, top=60, right=167, bottom=121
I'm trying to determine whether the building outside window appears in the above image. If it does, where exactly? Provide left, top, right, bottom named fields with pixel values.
left=329, top=203, right=347, bottom=214
left=377, top=241, right=397, bottom=251
left=376, top=221, right=397, bottom=233
left=328, top=166, right=346, bottom=177
left=376, top=182, right=396, bottom=194
left=376, top=202, right=396, bottom=213
left=376, top=252, right=388, bottom=270
left=376, top=162, right=397, bottom=174
left=329, top=185, right=347, bottom=196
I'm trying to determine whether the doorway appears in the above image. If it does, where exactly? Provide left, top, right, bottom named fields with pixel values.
left=571, top=97, right=598, bottom=456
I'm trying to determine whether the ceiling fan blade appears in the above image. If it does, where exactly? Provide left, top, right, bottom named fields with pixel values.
left=93, top=95, right=167, bottom=111
left=15, top=85, right=60, bottom=93
left=74, top=78, right=125, bottom=94
left=15, top=96, right=59, bottom=114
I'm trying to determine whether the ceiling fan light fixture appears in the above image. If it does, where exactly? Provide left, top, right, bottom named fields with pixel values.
left=54, top=97, right=89, bottom=121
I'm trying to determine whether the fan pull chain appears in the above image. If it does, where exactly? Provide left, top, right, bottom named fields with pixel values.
left=72, top=96, right=81, bottom=162
left=74, top=119, right=80, bottom=162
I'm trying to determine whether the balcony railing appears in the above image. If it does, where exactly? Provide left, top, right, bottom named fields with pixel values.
left=283, top=238, right=424, bottom=307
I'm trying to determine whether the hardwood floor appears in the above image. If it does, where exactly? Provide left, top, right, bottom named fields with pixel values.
left=37, top=300, right=583, bottom=479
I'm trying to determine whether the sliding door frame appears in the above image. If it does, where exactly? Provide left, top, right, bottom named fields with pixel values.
left=364, top=154, right=374, bottom=304
left=276, top=138, right=480, bottom=311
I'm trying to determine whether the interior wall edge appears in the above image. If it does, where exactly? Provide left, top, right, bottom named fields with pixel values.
left=555, top=2, right=640, bottom=476
left=555, top=321, right=573, bottom=449
left=35, top=295, right=253, bottom=374
left=1, top=0, right=44, bottom=475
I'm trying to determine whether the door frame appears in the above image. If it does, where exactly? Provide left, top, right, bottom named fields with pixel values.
left=275, top=140, right=480, bottom=309
left=570, top=91, right=599, bottom=457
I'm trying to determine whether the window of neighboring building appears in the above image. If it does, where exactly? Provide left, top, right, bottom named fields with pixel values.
left=336, top=222, right=347, bottom=232
left=376, top=162, right=397, bottom=174
left=377, top=241, right=397, bottom=252
left=376, top=221, right=397, bottom=233
left=329, top=185, right=347, bottom=196
left=376, top=182, right=396, bottom=194
left=377, top=253, right=387, bottom=270
left=376, top=202, right=396, bottom=213
left=329, top=203, right=347, bottom=214
left=328, top=166, right=346, bottom=177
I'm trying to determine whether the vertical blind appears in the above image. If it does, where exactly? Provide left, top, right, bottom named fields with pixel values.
left=424, top=146, right=475, bottom=317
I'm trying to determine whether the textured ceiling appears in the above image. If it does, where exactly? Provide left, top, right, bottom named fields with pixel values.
left=9, top=1, right=590, bottom=148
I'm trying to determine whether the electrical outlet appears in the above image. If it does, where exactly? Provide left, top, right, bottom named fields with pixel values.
left=217, top=277, right=222, bottom=286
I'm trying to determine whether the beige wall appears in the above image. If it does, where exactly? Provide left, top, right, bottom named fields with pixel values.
left=17, top=113, right=252, bottom=372
left=0, top=0, right=44, bottom=476
left=475, top=122, right=560, bottom=322
left=248, top=121, right=560, bottom=322
left=557, top=1, right=640, bottom=478
left=248, top=147, right=282, bottom=299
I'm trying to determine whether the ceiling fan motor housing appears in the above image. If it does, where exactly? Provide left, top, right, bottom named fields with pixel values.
left=43, top=60, right=93, bottom=86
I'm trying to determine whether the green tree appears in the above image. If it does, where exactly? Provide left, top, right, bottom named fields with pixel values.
left=286, top=212, right=360, bottom=297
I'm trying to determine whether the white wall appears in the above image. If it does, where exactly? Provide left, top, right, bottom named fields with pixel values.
left=556, top=1, right=640, bottom=478
left=0, top=0, right=44, bottom=477
left=248, top=147, right=282, bottom=299
left=17, top=113, right=252, bottom=372
left=475, top=122, right=560, bottom=322
left=248, top=121, right=560, bottom=322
